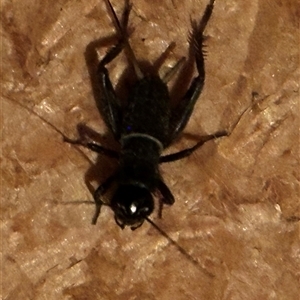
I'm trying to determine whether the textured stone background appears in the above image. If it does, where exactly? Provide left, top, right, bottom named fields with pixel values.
left=2, top=0, right=299, bottom=299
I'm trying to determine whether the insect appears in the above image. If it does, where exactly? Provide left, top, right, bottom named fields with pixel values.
left=65, top=0, right=227, bottom=230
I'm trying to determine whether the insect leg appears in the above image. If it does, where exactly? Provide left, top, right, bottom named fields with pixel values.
left=104, top=0, right=143, bottom=78
left=160, top=130, right=227, bottom=163
left=100, top=0, right=132, bottom=68
left=156, top=179, right=175, bottom=218
left=92, top=174, right=116, bottom=224
left=157, top=179, right=175, bottom=205
left=97, top=44, right=125, bottom=139
left=96, top=0, right=134, bottom=139
left=168, top=0, right=215, bottom=143
left=63, top=125, right=119, bottom=158
left=64, top=136, right=119, bottom=158
left=158, top=180, right=175, bottom=205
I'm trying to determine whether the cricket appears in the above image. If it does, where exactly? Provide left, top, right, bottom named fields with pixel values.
left=65, top=0, right=227, bottom=230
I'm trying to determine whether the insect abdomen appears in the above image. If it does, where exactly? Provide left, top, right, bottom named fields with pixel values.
left=122, top=75, right=171, bottom=144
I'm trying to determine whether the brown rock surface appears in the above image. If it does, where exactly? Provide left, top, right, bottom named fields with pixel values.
left=2, top=0, right=299, bottom=299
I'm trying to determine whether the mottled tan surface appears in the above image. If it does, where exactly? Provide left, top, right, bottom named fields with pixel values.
left=1, top=0, right=299, bottom=299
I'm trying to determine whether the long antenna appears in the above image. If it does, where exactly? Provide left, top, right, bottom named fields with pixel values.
left=6, top=97, right=94, bottom=165
left=145, top=217, right=215, bottom=278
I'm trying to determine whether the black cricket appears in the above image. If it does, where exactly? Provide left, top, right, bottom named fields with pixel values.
left=65, top=0, right=226, bottom=230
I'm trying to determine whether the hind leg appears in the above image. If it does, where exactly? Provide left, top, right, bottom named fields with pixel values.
left=168, top=0, right=216, bottom=143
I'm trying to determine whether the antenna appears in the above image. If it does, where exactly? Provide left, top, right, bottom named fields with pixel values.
left=145, top=217, right=215, bottom=278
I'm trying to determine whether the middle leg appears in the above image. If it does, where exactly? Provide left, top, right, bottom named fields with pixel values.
left=160, top=130, right=227, bottom=163
left=63, top=124, right=119, bottom=158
